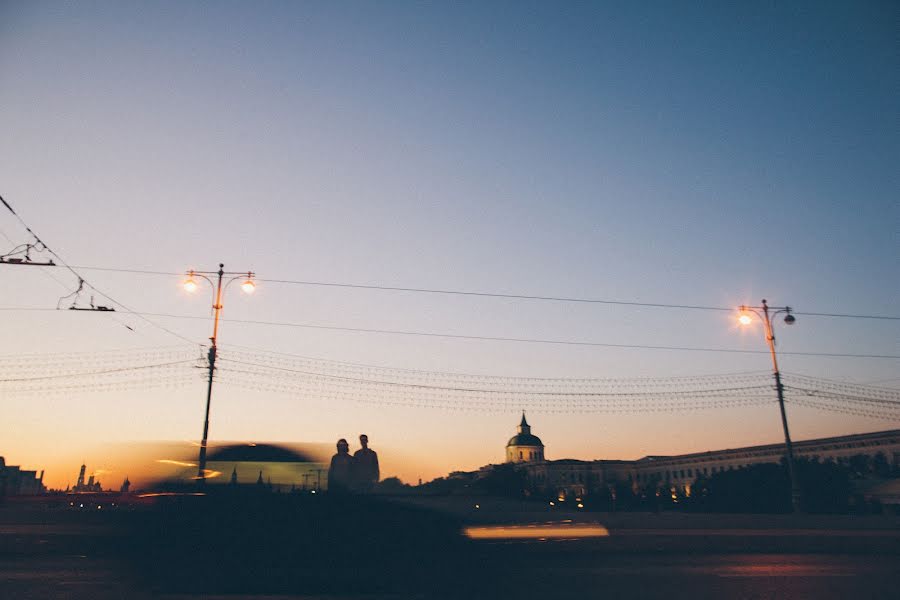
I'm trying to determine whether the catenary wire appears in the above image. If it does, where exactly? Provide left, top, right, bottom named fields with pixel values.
left=57, top=264, right=900, bottom=322
left=0, top=306, right=896, bottom=359
left=0, top=195, right=200, bottom=345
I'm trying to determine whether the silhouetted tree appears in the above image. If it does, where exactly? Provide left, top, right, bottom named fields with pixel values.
left=848, top=454, right=870, bottom=478
left=872, top=452, right=891, bottom=477
left=472, top=464, right=529, bottom=497
left=376, top=476, right=411, bottom=494
left=798, top=458, right=851, bottom=514
left=690, top=458, right=853, bottom=514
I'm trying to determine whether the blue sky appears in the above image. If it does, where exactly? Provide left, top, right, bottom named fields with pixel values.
left=0, top=1, right=897, bottom=487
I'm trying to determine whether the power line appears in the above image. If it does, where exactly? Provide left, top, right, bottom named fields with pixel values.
left=69, top=266, right=180, bottom=276
left=0, top=195, right=200, bottom=346
left=0, top=359, right=198, bottom=383
left=149, top=312, right=900, bottom=359
left=1, top=306, right=896, bottom=359
left=57, top=264, right=900, bottom=322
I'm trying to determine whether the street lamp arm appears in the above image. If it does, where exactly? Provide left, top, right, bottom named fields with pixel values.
left=185, top=271, right=216, bottom=290
left=223, top=272, right=255, bottom=291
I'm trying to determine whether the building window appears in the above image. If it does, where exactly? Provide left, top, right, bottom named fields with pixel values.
left=519, top=451, right=523, bottom=459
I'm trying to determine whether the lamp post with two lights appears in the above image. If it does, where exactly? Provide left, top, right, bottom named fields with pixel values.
left=738, top=299, right=800, bottom=512
left=183, top=263, right=256, bottom=481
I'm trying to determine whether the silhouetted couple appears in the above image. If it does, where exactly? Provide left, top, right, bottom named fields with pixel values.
left=328, top=434, right=380, bottom=494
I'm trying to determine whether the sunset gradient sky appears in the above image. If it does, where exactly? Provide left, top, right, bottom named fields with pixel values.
left=0, top=1, right=897, bottom=489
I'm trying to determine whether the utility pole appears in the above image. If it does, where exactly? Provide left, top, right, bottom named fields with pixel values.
left=739, top=299, right=800, bottom=512
left=183, top=264, right=255, bottom=481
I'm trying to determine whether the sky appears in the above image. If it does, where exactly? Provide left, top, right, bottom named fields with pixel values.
left=0, top=1, right=897, bottom=490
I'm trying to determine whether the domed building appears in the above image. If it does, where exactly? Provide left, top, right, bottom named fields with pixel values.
left=506, top=413, right=545, bottom=463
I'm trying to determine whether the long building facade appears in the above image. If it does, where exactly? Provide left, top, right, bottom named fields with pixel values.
left=503, top=414, right=900, bottom=499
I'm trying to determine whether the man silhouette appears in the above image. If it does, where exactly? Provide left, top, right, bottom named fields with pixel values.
left=327, top=438, right=354, bottom=494
left=352, top=434, right=379, bottom=493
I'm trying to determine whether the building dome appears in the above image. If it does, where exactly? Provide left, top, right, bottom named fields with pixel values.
left=507, top=433, right=544, bottom=447
left=506, top=413, right=545, bottom=463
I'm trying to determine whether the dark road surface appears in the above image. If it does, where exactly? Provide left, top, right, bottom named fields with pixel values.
left=2, top=499, right=899, bottom=599
left=2, top=550, right=898, bottom=599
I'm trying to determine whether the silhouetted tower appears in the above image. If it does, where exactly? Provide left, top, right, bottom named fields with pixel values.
left=256, top=470, right=264, bottom=486
left=230, top=466, right=238, bottom=485
left=120, top=476, right=131, bottom=493
left=76, top=464, right=86, bottom=489
left=506, top=412, right=545, bottom=463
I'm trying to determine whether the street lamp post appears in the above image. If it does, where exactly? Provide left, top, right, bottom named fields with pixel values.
left=738, top=299, right=800, bottom=512
left=183, top=263, right=255, bottom=481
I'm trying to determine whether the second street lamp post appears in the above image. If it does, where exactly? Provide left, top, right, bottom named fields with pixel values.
left=183, top=263, right=256, bottom=482
left=738, top=299, right=800, bottom=512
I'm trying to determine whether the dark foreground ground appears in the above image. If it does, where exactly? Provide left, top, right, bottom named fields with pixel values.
left=2, top=493, right=900, bottom=599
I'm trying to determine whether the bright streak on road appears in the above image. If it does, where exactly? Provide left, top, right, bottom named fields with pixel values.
left=155, top=459, right=196, bottom=468
left=464, top=523, right=609, bottom=540
left=136, top=492, right=206, bottom=498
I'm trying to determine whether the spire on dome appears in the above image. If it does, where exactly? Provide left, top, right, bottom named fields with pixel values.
left=518, top=412, right=531, bottom=435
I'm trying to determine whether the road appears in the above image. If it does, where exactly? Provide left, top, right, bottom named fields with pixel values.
left=2, top=549, right=897, bottom=599
left=2, top=500, right=899, bottom=599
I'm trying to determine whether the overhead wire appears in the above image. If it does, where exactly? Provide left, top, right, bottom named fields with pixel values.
left=0, top=195, right=200, bottom=345
left=147, top=312, right=900, bottom=359
left=57, top=264, right=900, bottom=321
left=0, top=359, right=199, bottom=383
left=1, top=305, right=895, bottom=359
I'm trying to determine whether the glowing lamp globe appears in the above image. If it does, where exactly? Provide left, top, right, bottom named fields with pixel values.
left=241, top=279, right=256, bottom=294
left=738, top=313, right=753, bottom=326
left=183, top=278, right=199, bottom=293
